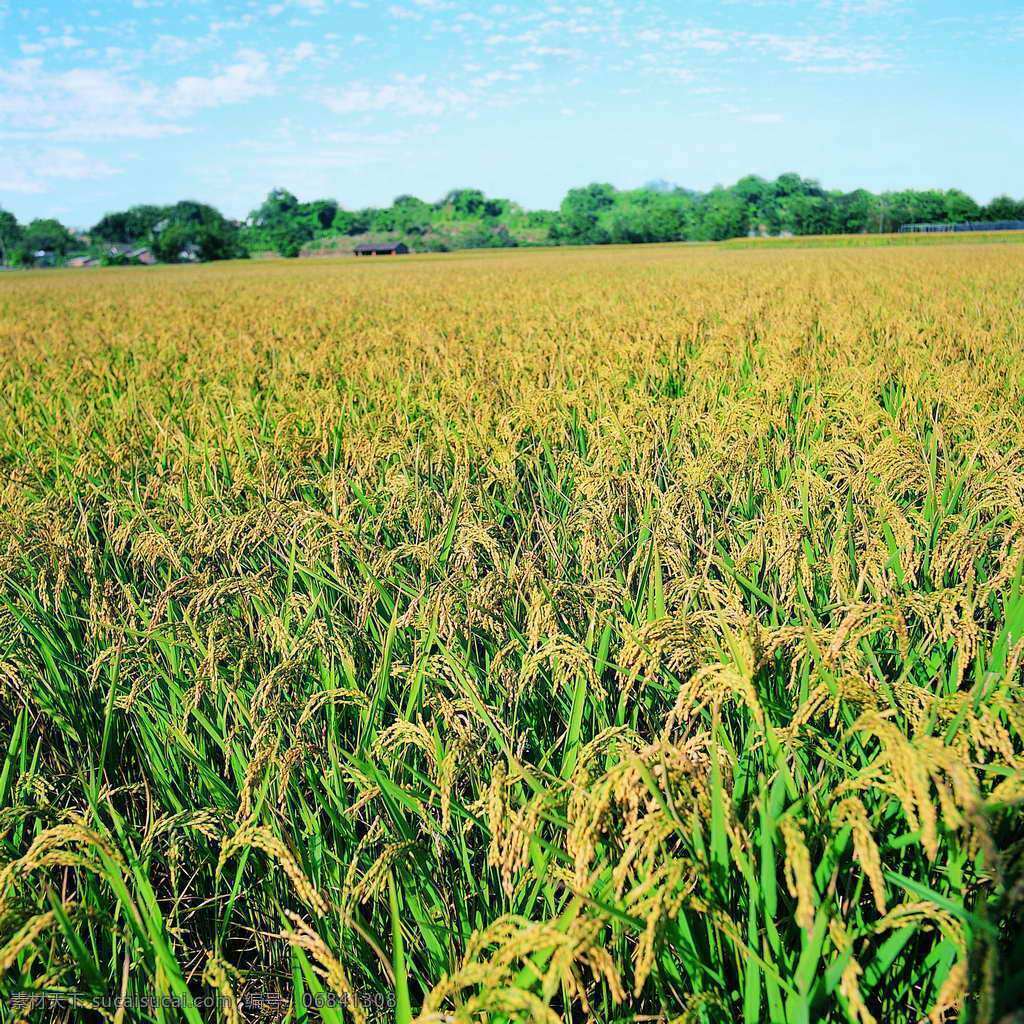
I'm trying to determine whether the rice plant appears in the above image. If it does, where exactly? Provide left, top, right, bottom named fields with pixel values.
left=1, top=243, right=1022, bottom=1022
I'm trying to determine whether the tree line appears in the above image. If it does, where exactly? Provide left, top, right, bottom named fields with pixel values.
left=2, top=174, right=1022, bottom=266
left=0, top=201, right=246, bottom=267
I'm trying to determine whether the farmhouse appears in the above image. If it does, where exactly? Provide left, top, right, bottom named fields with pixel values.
left=100, top=245, right=157, bottom=265
left=353, top=242, right=409, bottom=256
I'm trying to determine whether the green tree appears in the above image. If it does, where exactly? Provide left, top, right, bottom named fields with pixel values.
left=733, top=174, right=775, bottom=232
left=91, top=204, right=169, bottom=243
left=391, top=195, right=432, bottom=235
left=943, top=189, right=980, bottom=224
left=90, top=210, right=133, bottom=243
left=442, top=189, right=487, bottom=218
left=607, top=190, right=693, bottom=243
left=696, top=188, right=747, bottom=241
left=331, top=208, right=371, bottom=235
left=23, top=218, right=75, bottom=257
left=300, top=199, right=338, bottom=230
left=885, top=190, right=946, bottom=229
left=524, top=210, right=557, bottom=229
left=773, top=172, right=807, bottom=198
left=271, top=221, right=313, bottom=258
left=126, top=204, right=169, bottom=239
left=149, top=223, right=192, bottom=263
left=150, top=202, right=244, bottom=262
left=783, top=193, right=832, bottom=235
left=482, top=197, right=508, bottom=219
left=370, top=207, right=396, bottom=232
left=982, top=195, right=1024, bottom=221
left=250, top=188, right=300, bottom=228
left=833, top=189, right=879, bottom=234
left=0, top=208, right=23, bottom=265
left=553, top=183, right=615, bottom=244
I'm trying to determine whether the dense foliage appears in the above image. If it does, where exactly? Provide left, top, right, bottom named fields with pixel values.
left=1, top=242, right=1022, bottom=1022
left=2, top=174, right=1022, bottom=265
left=238, top=178, right=1024, bottom=255
left=0, top=201, right=246, bottom=268
left=0, top=214, right=75, bottom=265
left=240, top=187, right=531, bottom=256
left=96, top=200, right=248, bottom=263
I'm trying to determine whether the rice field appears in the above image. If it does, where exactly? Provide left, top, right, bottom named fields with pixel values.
left=1, top=242, right=1022, bottom=1023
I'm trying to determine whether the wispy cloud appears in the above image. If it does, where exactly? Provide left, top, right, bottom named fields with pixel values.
left=320, top=75, right=470, bottom=116
left=387, top=5, right=424, bottom=21
left=19, top=30, right=83, bottom=55
left=268, top=0, right=328, bottom=16
left=0, top=144, right=120, bottom=193
left=151, top=35, right=195, bottom=63
left=0, top=48, right=280, bottom=143
left=0, top=61, right=179, bottom=141
left=166, top=49, right=275, bottom=115
left=276, top=40, right=317, bottom=73
left=754, top=33, right=893, bottom=72
left=824, top=0, right=907, bottom=15
left=1, top=0, right=1016, bottom=222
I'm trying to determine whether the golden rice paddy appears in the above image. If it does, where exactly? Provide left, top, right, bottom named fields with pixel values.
left=1, top=242, right=1022, bottom=1022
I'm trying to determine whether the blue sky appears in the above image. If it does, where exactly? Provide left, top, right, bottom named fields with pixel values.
left=1, top=0, right=1021, bottom=227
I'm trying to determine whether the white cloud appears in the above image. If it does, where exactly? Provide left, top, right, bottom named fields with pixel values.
left=277, top=40, right=316, bottom=73
left=226, top=123, right=441, bottom=201
left=0, top=48, right=279, bottom=143
left=320, top=75, right=469, bottom=117
left=166, top=50, right=274, bottom=115
left=751, top=33, right=892, bottom=72
left=471, top=69, right=521, bottom=87
left=323, top=125, right=439, bottom=146
left=741, top=112, right=785, bottom=124
left=209, top=15, right=255, bottom=32
left=19, top=30, right=83, bottom=55
left=268, top=0, right=327, bottom=15
left=826, top=0, right=906, bottom=15
left=388, top=5, right=423, bottom=21
left=151, top=35, right=194, bottom=63
left=0, top=61, right=180, bottom=141
left=659, top=67, right=696, bottom=81
left=523, top=45, right=581, bottom=59
left=0, top=145, right=120, bottom=194
left=638, top=27, right=729, bottom=54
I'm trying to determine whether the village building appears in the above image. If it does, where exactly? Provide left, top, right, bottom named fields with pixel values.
left=353, top=242, right=409, bottom=256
